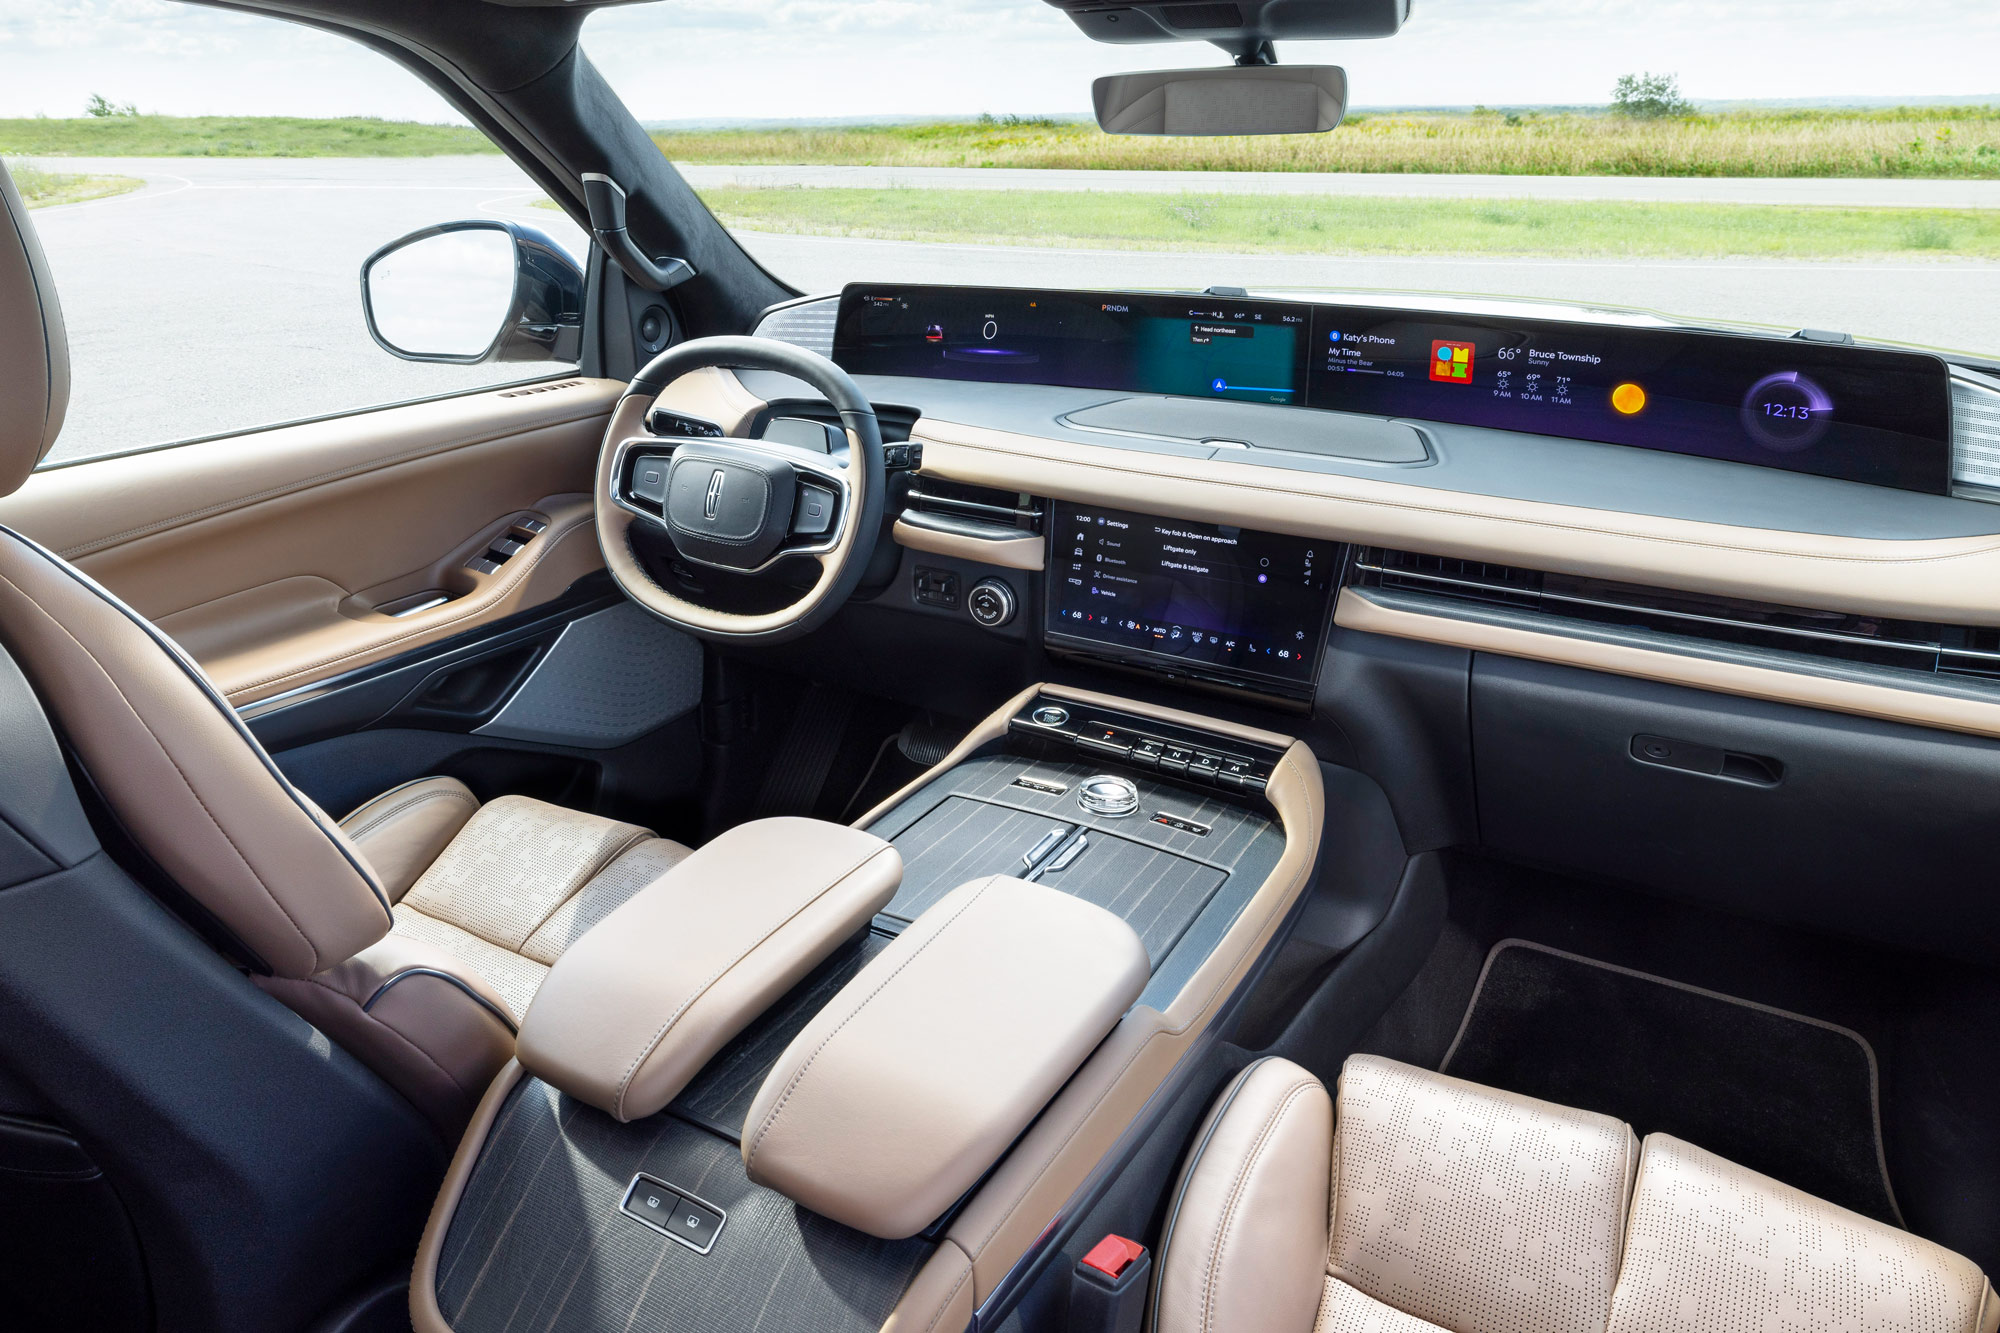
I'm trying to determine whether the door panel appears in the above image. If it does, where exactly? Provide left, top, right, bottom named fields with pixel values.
left=0, top=378, right=623, bottom=705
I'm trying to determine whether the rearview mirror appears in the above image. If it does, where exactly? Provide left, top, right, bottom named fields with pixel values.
left=1092, top=65, right=1347, bottom=136
left=361, top=220, right=584, bottom=365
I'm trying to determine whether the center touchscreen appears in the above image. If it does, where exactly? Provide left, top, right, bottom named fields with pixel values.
left=1045, top=502, right=1335, bottom=696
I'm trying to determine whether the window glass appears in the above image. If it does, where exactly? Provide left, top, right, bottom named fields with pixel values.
left=582, top=0, right=2000, bottom=362
left=4, top=6, right=587, bottom=466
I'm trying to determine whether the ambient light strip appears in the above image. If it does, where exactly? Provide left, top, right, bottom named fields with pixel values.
left=1335, top=587, right=2000, bottom=742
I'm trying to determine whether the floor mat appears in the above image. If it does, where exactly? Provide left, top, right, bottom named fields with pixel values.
left=1441, top=938, right=1902, bottom=1225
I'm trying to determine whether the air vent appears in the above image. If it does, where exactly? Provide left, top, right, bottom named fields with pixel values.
left=752, top=296, right=838, bottom=359
left=905, top=478, right=1044, bottom=535
left=498, top=379, right=584, bottom=398
left=1953, top=376, right=2000, bottom=493
left=1348, top=547, right=2000, bottom=683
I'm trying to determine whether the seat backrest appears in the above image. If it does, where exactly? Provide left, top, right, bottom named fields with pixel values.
left=1330, top=1053, right=1640, bottom=1333
left=0, top=160, right=390, bottom=979
left=0, top=158, right=67, bottom=495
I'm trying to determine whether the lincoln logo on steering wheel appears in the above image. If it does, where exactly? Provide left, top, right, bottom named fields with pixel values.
left=703, top=469, right=726, bottom=521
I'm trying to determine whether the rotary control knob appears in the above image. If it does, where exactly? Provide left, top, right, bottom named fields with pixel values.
left=967, top=578, right=1016, bottom=628
left=1078, top=774, right=1139, bottom=817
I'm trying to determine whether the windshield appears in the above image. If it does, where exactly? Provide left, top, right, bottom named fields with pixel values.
left=582, top=1, right=2000, bottom=361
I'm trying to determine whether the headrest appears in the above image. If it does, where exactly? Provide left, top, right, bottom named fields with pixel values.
left=0, top=161, right=70, bottom=494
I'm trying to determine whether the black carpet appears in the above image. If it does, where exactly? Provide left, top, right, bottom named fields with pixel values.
left=1441, top=939, right=1901, bottom=1225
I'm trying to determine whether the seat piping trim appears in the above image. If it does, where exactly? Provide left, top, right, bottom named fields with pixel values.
left=363, top=967, right=519, bottom=1035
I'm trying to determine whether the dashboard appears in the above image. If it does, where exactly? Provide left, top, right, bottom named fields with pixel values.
left=730, top=283, right=2000, bottom=734
left=834, top=283, right=1955, bottom=495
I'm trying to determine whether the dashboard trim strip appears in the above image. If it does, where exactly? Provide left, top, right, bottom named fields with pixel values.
left=891, top=515, right=1045, bottom=571
left=907, top=413, right=2000, bottom=628
left=1337, top=586, right=2000, bottom=741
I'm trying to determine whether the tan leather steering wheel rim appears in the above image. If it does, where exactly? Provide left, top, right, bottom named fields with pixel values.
left=594, top=336, right=886, bottom=644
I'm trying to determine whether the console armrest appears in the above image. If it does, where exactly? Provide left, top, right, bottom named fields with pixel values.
left=516, top=817, right=901, bottom=1122
left=740, top=876, right=1150, bottom=1239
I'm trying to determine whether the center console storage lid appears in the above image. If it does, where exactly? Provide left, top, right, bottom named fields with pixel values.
left=740, top=875, right=1150, bottom=1240
left=515, top=817, right=901, bottom=1123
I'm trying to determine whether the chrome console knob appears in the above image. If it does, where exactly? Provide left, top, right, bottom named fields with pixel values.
left=1078, top=774, right=1139, bottom=817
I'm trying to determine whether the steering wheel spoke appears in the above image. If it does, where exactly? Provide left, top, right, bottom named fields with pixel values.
left=594, top=337, right=886, bottom=644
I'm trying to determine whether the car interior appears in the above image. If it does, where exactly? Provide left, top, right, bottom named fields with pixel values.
left=1, top=2, right=1999, bottom=1333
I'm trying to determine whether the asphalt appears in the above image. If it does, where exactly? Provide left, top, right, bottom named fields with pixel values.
left=21, top=156, right=2000, bottom=465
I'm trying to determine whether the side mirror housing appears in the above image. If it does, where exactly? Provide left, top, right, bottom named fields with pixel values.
left=360, top=220, right=584, bottom=364
left=1093, top=65, right=1347, bottom=136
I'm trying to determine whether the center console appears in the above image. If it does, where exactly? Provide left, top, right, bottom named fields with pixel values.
left=409, top=684, right=1324, bottom=1333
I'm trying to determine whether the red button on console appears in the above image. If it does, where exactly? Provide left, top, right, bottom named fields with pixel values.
left=1080, top=1234, right=1146, bottom=1279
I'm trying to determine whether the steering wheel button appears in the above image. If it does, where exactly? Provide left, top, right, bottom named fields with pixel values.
left=792, top=482, right=838, bottom=536
left=630, top=457, right=670, bottom=505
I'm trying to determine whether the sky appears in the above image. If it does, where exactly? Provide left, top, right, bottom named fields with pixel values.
left=0, top=0, right=1995, bottom=123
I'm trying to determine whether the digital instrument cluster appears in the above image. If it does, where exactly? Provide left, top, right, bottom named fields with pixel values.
left=832, top=284, right=1954, bottom=494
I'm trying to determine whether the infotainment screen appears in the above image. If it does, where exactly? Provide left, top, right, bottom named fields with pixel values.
left=834, top=285, right=1313, bottom=406
left=1044, top=502, right=1336, bottom=696
left=1305, top=306, right=1953, bottom=494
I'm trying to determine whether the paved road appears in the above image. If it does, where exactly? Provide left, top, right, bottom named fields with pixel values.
left=677, top=164, right=2000, bottom=210
left=20, top=156, right=2000, bottom=464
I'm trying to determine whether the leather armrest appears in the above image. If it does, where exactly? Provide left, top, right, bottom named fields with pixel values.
left=515, top=816, right=901, bottom=1122
left=740, top=876, right=1150, bottom=1239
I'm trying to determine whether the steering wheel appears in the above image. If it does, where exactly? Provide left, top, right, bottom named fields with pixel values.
left=593, top=336, right=886, bottom=644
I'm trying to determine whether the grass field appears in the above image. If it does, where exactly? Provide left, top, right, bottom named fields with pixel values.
left=6, top=160, right=142, bottom=209
left=691, top=186, right=2000, bottom=260
left=654, top=108, right=2000, bottom=178
left=0, top=115, right=494, bottom=158
left=3, top=108, right=2000, bottom=177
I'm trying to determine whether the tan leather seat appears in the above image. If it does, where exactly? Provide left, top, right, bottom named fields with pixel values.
left=1156, top=1054, right=1999, bottom=1333
left=263, top=782, right=691, bottom=1133
left=0, top=158, right=690, bottom=1139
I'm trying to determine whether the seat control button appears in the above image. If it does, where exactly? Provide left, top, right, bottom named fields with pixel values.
left=622, top=1179, right=683, bottom=1231
left=666, top=1200, right=723, bottom=1251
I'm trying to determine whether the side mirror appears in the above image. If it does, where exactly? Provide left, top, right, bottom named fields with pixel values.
left=361, top=220, right=584, bottom=364
left=1093, top=65, right=1347, bottom=136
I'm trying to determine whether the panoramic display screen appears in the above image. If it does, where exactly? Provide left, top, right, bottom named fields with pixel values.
left=1045, top=501, right=1335, bottom=692
left=832, top=285, right=1954, bottom=494
left=833, top=285, right=1313, bottom=405
left=1304, top=306, right=1954, bottom=494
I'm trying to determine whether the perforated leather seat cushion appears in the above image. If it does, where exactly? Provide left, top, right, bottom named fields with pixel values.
left=1608, top=1134, right=2000, bottom=1333
left=262, top=783, right=695, bottom=1137
left=391, top=797, right=688, bottom=1021
left=1156, top=1056, right=1999, bottom=1333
